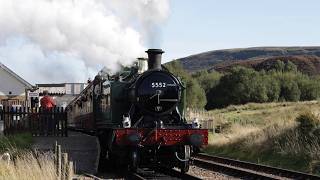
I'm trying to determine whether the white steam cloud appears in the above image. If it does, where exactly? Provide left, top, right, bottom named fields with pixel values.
left=0, top=0, right=169, bottom=84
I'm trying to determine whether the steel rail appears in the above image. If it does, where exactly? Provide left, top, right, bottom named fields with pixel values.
left=194, top=153, right=320, bottom=180
left=127, top=172, right=147, bottom=180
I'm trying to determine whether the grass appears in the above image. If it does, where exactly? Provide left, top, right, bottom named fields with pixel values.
left=203, top=101, right=320, bottom=175
left=0, top=133, right=57, bottom=180
left=0, top=151, right=57, bottom=180
left=211, top=101, right=320, bottom=127
left=0, top=133, right=33, bottom=153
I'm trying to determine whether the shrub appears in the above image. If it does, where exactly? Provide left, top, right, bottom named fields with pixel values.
left=296, top=112, right=320, bottom=133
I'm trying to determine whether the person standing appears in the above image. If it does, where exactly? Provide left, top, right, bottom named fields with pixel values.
left=40, top=90, right=55, bottom=110
left=40, top=90, right=56, bottom=135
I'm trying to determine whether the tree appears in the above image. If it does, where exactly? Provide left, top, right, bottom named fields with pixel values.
left=186, top=79, right=207, bottom=108
left=165, top=61, right=207, bottom=108
left=298, top=79, right=320, bottom=100
left=265, top=77, right=280, bottom=101
left=280, top=80, right=300, bottom=101
left=285, top=61, right=298, bottom=72
left=274, top=60, right=285, bottom=72
left=192, top=70, right=221, bottom=93
left=206, top=67, right=269, bottom=108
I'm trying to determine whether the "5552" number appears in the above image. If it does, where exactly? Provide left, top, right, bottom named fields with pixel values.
left=151, top=82, right=166, bottom=88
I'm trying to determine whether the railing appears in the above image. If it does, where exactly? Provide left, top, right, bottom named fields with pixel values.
left=185, top=108, right=215, bottom=130
left=0, top=106, right=68, bottom=137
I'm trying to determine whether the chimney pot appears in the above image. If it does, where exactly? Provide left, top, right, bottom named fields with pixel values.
left=146, top=49, right=164, bottom=70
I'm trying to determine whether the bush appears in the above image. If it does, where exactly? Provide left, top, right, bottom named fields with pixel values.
left=205, top=66, right=320, bottom=109
left=296, top=112, right=320, bottom=133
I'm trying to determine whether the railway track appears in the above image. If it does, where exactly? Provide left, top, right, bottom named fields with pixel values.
left=194, top=153, right=320, bottom=180
left=127, top=168, right=201, bottom=180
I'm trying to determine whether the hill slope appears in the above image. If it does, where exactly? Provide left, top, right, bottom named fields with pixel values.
left=212, top=55, right=320, bottom=75
left=177, top=47, right=320, bottom=72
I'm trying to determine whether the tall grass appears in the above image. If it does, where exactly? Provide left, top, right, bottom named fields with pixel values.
left=0, top=151, right=57, bottom=180
left=205, top=101, right=320, bottom=174
left=0, top=133, right=57, bottom=180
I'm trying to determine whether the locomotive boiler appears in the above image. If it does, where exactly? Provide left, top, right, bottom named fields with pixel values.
left=66, top=49, right=208, bottom=172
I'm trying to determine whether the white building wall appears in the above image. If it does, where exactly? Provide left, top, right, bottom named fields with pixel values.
left=65, top=84, right=72, bottom=94
left=38, top=86, right=65, bottom=94
left=0, top=68, right=26, bottom=96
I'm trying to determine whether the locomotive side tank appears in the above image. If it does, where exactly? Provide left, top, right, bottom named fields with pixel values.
left=66, top=49, right=208, bottom=172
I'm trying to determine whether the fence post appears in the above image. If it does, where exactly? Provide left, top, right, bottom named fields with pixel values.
left=22, top=107, right=25, bottom=132
left=64, top=109, right=68, bottom=137
left=10, top=107, right=13, bottom=134
left=53, top=107, right=56, bottom=136
left=33, top=107, right=37, bottom=136
left=57, top=107, right=61, bottom=137
left=39, top=107, right=43, bottom=136
left=66, top=161, right=74, bottom=180
left=62, top=153, right=68, bottom=180
left=0, top=108, right=3, bottom=135
left=27, top=107, right=31, bottom=134
left=2, top=107, right=6, bottom=135
left=56, top=144, right=62, bottom=179
left=59, top=107, right=62, bottom=136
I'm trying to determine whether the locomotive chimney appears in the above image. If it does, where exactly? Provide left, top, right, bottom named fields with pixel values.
left=146, top=49, right=164, bottom=70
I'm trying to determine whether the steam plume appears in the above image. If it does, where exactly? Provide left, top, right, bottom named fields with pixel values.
left=0, top=0, right=169, bottom=83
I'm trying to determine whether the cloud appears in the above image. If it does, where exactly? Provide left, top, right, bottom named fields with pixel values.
left=0, top=0, right=170, bottom=83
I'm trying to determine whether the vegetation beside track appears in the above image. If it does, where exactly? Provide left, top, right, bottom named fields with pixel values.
left=0, top=133, right=58, bottom=179
left=203, top=101, right=320, bottom=175
left=0, top=133, right=33, bottom=153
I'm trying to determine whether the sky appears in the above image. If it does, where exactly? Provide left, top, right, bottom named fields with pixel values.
left=161, top=0, right=320, bottom=62
left=0, top=0, right=319, bottom=83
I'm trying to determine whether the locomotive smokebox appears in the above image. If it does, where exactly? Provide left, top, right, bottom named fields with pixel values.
left=146, top=49, right=164, bottom=70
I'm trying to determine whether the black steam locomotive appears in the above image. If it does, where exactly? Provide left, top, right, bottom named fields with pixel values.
left=66, top=49, right=208, bottom=172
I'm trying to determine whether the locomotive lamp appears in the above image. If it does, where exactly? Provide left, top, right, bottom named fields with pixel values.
left=122, top=115, right=131, bottom=128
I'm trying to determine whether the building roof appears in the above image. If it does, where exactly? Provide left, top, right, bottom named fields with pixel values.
left=37, top=83, right=66, bottom=87
left=36, top=83, right=87, bottom=87
left=0, top=62, right=33, bottom=88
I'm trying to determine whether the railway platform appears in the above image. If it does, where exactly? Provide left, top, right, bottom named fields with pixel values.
left=32, top=131, right=99, bottom=175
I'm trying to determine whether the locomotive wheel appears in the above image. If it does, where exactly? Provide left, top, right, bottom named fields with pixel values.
left=179, top=145, right=190, bottom=173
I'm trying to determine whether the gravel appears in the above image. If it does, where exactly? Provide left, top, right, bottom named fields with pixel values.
left=187, top=165, right=240, bottom=180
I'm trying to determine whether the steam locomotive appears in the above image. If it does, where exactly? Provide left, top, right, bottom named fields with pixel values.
left=66, top=49, right=208, bottom=172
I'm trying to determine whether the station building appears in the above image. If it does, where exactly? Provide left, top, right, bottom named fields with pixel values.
left=0, top=62, right=88, bottom=108
left=35, top=83, right=88, bottom=108
left=0, top=62, right=33, bottom=107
